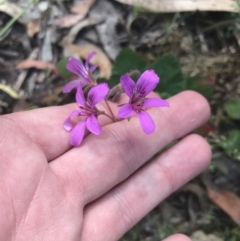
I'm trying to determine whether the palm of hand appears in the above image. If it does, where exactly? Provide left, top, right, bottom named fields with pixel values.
left=0, top=91, right=211, bottom=241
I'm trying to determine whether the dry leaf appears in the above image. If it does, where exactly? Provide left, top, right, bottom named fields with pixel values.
left=89, top=0, right=122, bottom=60
left=0, top=0, right=43, bottom=24
left=0, top=1, right=27, bottom=24
left=207, top=186, right=240, bottom=225
left=71, top=0, right=96, bottom=14
left=0, top=83, right=19, bottom=99
left=16, top=60, right=56, bottom=72
left=54, top=0, right=96, bottom=28
left=27, top=20, right=40, bottom=37
left=53, top=15, right=84, bottom=28
left=63, top=44, right=112, bottom=79
left=191, top=230, right=223, bottom=241
left=114, top=0, right=237, bottom=12
left=41, top=28, right=53, bottom=62
left=182, top=183, right=208, bottom=211
left=60, top=17, right=102, bottom=45
left=13, top=48, right=39, bottom=91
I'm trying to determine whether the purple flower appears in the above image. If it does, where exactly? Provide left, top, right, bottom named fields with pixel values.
left=64, top=83, right=109, bottom=146
left=118, top=70, right=169, bottom=134
left=63, top=52, right=98, bottom=93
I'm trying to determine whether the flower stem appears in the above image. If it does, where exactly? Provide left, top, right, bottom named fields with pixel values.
left=102, top=113, right=116, bottom=122
left=104, top=99, right=116, bottom=122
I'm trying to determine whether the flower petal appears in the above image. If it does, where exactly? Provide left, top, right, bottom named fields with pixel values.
left=143, top=98, right=170, bottom=108
left=70, top=120, right=86, bottom=147
left=137, top=70, right=159, bottom=96
left=89, top=64, right=98, bottom=72
left=76, top=85, right=86, bottom=107
left=63, top=80, right=81, bottom=93
left=67, top=57, right=88, bottom=80
left=63, top=110, right=80, bottom=131
left=88, top=83, right=109, bottom=106
left=86, top=114, right=101, bottom=135
left=85, top=51, right=97, bottom=70
left=137, top=111, right=155, bottom=134
left=120, top=73, right=135, bottom=98
left=118, top=103, right=135, bottom=118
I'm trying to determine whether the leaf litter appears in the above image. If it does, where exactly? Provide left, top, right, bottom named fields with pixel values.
left=53, top=0, right=96, bottom=28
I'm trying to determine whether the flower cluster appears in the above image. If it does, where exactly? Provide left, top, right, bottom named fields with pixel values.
left=63, top=52, right=169, bottom=147
left=63, top=52, right=97, bottom=93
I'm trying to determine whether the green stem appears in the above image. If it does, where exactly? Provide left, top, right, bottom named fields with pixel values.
left=102, top=112, right=115, bottom=122
left=0, top=0, right=38, bottom=37
left=104, top=99, right=116, bottom=121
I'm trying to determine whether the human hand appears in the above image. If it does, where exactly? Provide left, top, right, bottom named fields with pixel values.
left=0, top=90, right=211, bottom=241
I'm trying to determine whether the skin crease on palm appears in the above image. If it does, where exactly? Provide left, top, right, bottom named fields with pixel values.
left=0, top=90, right=211, bottom=241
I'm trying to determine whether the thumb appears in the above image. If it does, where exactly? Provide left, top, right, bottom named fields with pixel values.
left=162, top=234, right=192, bottom=241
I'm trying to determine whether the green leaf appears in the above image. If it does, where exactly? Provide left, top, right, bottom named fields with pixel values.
left=218, top=130, right=240, bottom=160
left=109, top=48, right=148, bottom=87
left=152, top=54, right=185, bottom=96
left=224, top=100, right=240, bottom=120
left=185, top=76, right=214, bottom=99
left=56, top=58, right=72, bottom=80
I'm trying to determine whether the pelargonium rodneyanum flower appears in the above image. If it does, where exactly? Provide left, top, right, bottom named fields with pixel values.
left=64, top=83, right=109, bottom=146
left=118, top=70, right=169, bottom=134
left=63, top=52, right=98, bottom=93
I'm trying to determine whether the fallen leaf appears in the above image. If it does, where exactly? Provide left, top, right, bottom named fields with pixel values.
left=207, top=186, right=240, bottom=225
left=191, top=230, right=223, bottom=241
left=0, top=83, right=19, bottom=99
left=0, top=0, right=44, bottom=25
left=89, top=0, right=122, bottom=60
left=53, top=15, right=84, bottom=28
left=41, top=28, right=53, bottom=62
left=182, top=183, right=208, bottom=211
left=71, top=0, right=95, bottom=14
left=54, top=0, right=96, bottom=28
left=13, top=48, right=39, bottom=91
left=114, top=0, right=237, bottom=12
left=0, top=83, right=19, bottom=114
left=25, top=1, right=49, bottom=37
left=60, top=17, right=102, bottom=45
left=16, top=60, right=56, bottom=72
left=27, top=19, right=40, bottom=37
left=0, top=1, right=26, bottom=24
left=63, top=44, right=112, bottom=79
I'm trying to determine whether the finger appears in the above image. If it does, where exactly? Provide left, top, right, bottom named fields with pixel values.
left=4, top=98, right=124, bottom=161
left=5, top=104, right=78, bottom=160
left=80, top=134, right=211, bottom=241
left=51, top=91, right=210, bottom=204
left=4, top=91, right=154, bottom=161
left=162, top=234, right=192, bottom=241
